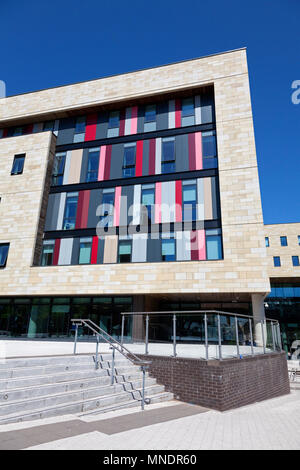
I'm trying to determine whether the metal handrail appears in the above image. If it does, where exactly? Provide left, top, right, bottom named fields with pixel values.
left=120, top=310, right=282, bottom=360
left=71, top=318, right=151, bottom=410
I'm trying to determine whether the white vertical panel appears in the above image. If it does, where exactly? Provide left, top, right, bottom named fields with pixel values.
left=197, top=178, right=205, bottom=221
left=132, top=184, right=141, bottom=225
left=161, top=181, right=175, bottom=223
left=124, top=107, right=131, bottom=135
left=132, top=234, right=147, bottom=262
left=176, top=231, right=191, bottom=261
left=168, top=99, right=175, bottom=128
left=56, top=192, right=66, bottom=230
left=195, top=95, right=202, bottom=125
left=58, top=238, right=73, bottom=265
left=155, top=138, right=161, bottom=174
left=62, top=151, right=72, bottom=185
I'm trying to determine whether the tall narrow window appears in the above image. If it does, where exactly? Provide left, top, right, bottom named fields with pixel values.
left=86, top=148, right=100, bottom=182
left=161, top=138, right=175, bottom=174
left=161, top=234, right=176, bottom=261
left=202, top=131, right=217, bottom=169
left=63, top=192, right=78, bottom=230
left=99, top=189, right=115, bottom=228
left=206, top=229, right=222, bottom=260
left=0, top=243, right=9, bottom=268
left=107, top=111, right=119, bottom=138
left=122, top=144, right=136, bottom=177
left=182, top=180, right=197, bottom=221
left=141, top=184, right=155, bottom=223
left=292, top=256, right=300, bottom=267
left=43, top=121, right=55, bottom=132
left=280, top=236, right=288, bottom=246
left=144, top=104, right=156, bottom=132
left=52, top=152, right=66, bottom=186
left=273, top=256, right=281, bottom=267
left=265, top=237, right=270, bottom=247
left=118, top=240, right=132, bottom=263
left=79, top=238, right=93, bottom=264
left=181, top=98, right=195, bottom=126
left=11, top=154, right=25, bottom=175
left=298, top=235, right=300, bottom=246
left=41, top=240, right=55, bottom=266
left=73, top=116, right=86, bottom=143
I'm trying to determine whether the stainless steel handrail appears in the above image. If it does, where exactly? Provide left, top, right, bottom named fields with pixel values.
left=71, top=318, right=151, bottom=410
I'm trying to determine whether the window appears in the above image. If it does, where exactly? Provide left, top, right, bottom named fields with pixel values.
left=182, top=180, right=197, bottom=221
left=11, top=154, right=25, bottom=175
left=161, top=235, right=176, bottom=261
left=43, top=121, right=55, bottom=132
left=107, top=111, right=119, bottom=138
left=280, top=236, right=288, bottom=246
left=202, top=131, right=217, bottom=169
left=41, top=241, right=55, bottom=266
left=73, top=116, right=85, bottom=143
left=181, top=98, right=195, bottom=126
left=52, top=152, right=66, bottom=186
left=298, top=235, right=300, bottom=246
left=79, top=238, right=92, bottom=264
left=63, top=193, right=78, bottom=230
left=292, top=256, right=300, bottom=267
left=141, top=184, right=155, bottom=222
left=206, top=229, right=222, bottom=260
left=0, top=244, right=9, bottom=268
left=265, top=237, right=270, bottom=247
left=118, top=240, right=132, bottom=263
left=86, top=148, right=100, bottom=182
left=161, top=138, right=175, bottom=174
left=99, top=189, right=115, bottom=228
left=273, top=256, right=281, bottom=267
left=144, top=105, right=156, bottom=132
left=122, top=144, right=136, bottom=177
left=13, top=127, right=23, bottom=136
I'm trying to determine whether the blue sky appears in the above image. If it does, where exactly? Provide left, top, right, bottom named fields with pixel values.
left=0, top=0, right=299, bottom=224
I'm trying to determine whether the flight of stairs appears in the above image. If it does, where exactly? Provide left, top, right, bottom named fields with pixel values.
left=0, top=353, right=173, bottom=424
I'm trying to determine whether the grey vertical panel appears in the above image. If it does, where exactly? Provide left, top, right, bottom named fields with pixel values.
left=87, top=189, right=102, bottom=228
left=58, top=238, right=73, bottom=265
left=147, top=237, right=161, bottom=262
left=120, top=185, right=133, bottom=227
left=211, top=177, right=218, bottom=219
left=45, top=194, right=59, bottom=231
left=97, top=238, right=105, bottom=264
left=137, top=105, right=145, bottom=134
left=175, top=134, right=189, bottom=172
left=155, top=138, right=161, bottom=174
left=96, top=111, right=109, bottom=139
left=110, top=143, right=123, bottom=180
left=56, top=118, right=75, bottom=145
left=201, top=91, right=215, bottom=124
left=132, top=234, right=147, bottom=262
left=156, top=101, right=169, bottom=131
left=176, top=231, right=191, bottom=261
left=80, top=148, right=89, bottom=183
left=71, top=238, right=80, bottom=265
left=142, top=139, right=149, bottom=176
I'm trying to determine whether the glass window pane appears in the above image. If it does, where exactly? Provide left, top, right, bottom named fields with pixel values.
left=108, top=111, right=119, bottom=129
left=41, top=242, right=54, bottom=266
left=202, top=132, right=216, bottom=157
left=162, top=239, right=175, bottom=261
left=142, top=188, right=155, bottom=205
left=144, top=105, right=156, bottom=123
left=181, top=98, right=194, bottom=117
left=123, top=146, right=136, bottom=166
left=183, top=186, right=196, bottom=202
left=63, top=194, right=78, bottom=230
left=11, top=155, right=25, bottom=175
left=161, top=162, right=175, bottom=174
left=162, top=140, right=175, bottom=162
left=0, top=244, right=9, bottom=267
left=79, top=241, right=92, bottom=264
left=75, top=116, right=85, bottom=134
left=280, top=236, right=288, bottom=246
left=206, top=235, right=222, bottom=260
left=273, top=257, right=281, bottom=267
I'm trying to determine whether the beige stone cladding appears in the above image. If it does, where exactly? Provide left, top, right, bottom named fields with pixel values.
left=265, top=223, right=300, bottom=278
left=0, top=49, right=270, bottom=296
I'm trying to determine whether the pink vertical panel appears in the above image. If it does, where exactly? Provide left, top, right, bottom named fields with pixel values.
left=104, top=145, right=112, bottom=180
left=80, top=190, right=90, bottom=229
left=85, top=113, right=97, bottom=141
left=53, top=239, right=61, bottom=266
left=91, top=236, right=98, bottom=264
left=130, top=106, right=138, bottom=134
left=175, top=180, right=182, bottom=222
left=75, top=191, right=84, bottom=229
left=198, top=229, right=206, bottom=260
left=155, top=182, right=162, bottom=224
left=190, top=231, right=198, bottom=261
left=98, top=146, right=106, bottom=181
left=113, top=186, right=121, bottom=226
left=135, top=140, right=143, bottom=177
left=195, top=132, right=203, bottom=170
left=175, top=99, right=181, bottom=128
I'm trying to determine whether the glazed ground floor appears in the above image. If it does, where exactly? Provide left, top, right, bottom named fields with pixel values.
left=0, top=284, right=298, bottom=353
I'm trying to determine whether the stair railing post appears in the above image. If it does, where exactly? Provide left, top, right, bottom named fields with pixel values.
left=249, top=318, right=254, bottom=356
left=261, top=320, right=266, bottom=354
left=145, top=314, right=149, bottom=355
left=121, top=315, right=125, bottom=351
left=271, top=322, right=276, bottom=352
left=111, top=347, right=115, bottom=385
left=235, top=316, right=240, bottom=358
left=141, top=366, right=146, bottom=411
left=217, top=314, right=222, bottom=360
left=173, top=314, right=177, bottom=357
left=276, top=323, right=283, bottom=351
left=73, top=323, right=78, bottom=355
left=204, top=313, right=209, bottom=360
left=95, top=334, right=99, bottom=370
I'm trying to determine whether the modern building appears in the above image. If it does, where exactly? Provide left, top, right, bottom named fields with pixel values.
left=0, top=48, right=298, bottom=352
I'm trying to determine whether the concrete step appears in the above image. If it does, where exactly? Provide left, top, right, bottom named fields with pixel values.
left=0, top=387, right=171, bottom=425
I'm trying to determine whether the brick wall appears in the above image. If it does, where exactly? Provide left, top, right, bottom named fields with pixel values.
left=138, top=352, right=290, bottom=411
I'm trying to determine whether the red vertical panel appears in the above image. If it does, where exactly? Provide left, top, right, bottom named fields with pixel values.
left=85, top=113, right=98, bottom=141
left=190, top=230, right=198, bottom=261
left=2, top=129, right=8, bottom=138
left=135, top=140, right=143, bottom=177
left=188, top=133, right=196, bottom=170
left=148, top=138, right=156, bottom=175
left=104, top=145, right=112, bottom=180
left=91, top=236, right=99, bottom=264
left=175, top=99, right=181, bottom=128
left=80, top=190, right=90, bottom=228
left=23, top=124, right=34, bottom=135
left=175, top=180, right=182, bottom=222
left=119, top=109, right=125, bottom=136
left=75, top=191, right=84, bottom=229
left=53, top=239, right=61, bottom=266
